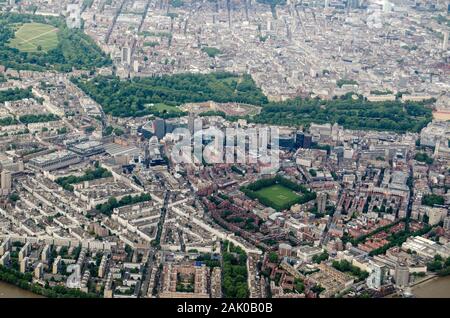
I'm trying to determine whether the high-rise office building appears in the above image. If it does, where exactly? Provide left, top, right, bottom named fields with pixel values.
left=266, top=18, right=271, bottom=31
left=153, top=118, right=166, bottom=140
left=121, top=46, right=131, bottom=65
left=278, top=135, right=295, bottom=150
left=296, top=131, right=311, bottom=149
left=317, top=192, right=327, bottom=214
left=382, top=0, right=391, bottom=12
left=20, top=257, right=28, bottom=273
left=366, top=262, right=385, bottom=290
left=66, top=4, right=81, bottom=29
left=35, top=263, right=44, bottom=279
left=443, top=31, right=448, bottom=51
left=165, top=118, right=185, bottom=134
left=444, top=216, right=450, bottom=230
left=188, top=113, right=195, bottom=135
left=303, top=134, right=312, bottom=148
left=188, top=114, right=202, bottom=136
left=295, top=132, right=304, bottom=149
left=1, top=170, right=11, bottom=195
left=347, top=0, right=359, bottom=9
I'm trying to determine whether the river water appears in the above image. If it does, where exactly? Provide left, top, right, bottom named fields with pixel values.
left=412, top=276, right=450, bottom=298
left=0, top=281, right=43, bottom=298
left=1, top=276, right=448, bottom=298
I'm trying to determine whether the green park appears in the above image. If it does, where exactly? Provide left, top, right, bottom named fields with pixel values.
left=241, top=175, right=316, bottom=211
left=255, top=184, right=300, bottom=210
left=8, top=22, right=59, bottom=53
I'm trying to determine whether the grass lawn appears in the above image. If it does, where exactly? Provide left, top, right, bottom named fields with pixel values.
left=255, top=184, right=300, bottom=209
left=8, top=23, right=59, bottom=53
left=146, top=103, right=182, bottom=114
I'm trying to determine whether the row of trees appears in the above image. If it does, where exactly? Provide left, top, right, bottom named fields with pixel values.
left=332, top=260, right=369, bottom=282
left=256, top=0, right=287, bottom=7
left=421, top=194, right=445, bottom=207
left=0, top=117, right=18, bottom=126
left=196, top=253, right=221, bottom=268
left=369, top=224, right=432, bottom=256
left=427, top=255, right=450, bottom=277
left=244, top=175, right=310, bottom=193
left=252, top=94, right=433, bottom=133
left=95, top=193, right=152, bottom=216
left=0, top=87, right=34, bottom=103
left=19, top=113, right=59, bottom=124
left=342, top=218, right=406, bottom=246
left=222, top=241, right=249, bottom=298
left=414, top=152, right=434, bottom=164
left=337, top=79, right=358, bottom=87
left=312, top=251, right=329, bottom=264
left=201, top=47, right=221, bottom=58
left=56, top=165, right=112, bottom=191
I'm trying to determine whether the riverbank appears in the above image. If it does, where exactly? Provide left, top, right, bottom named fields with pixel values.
left=0, top=281, right=43, bottom=298
left=0, top=265, right=98, bottom=298
left=411, top=275, right=450, bottom=298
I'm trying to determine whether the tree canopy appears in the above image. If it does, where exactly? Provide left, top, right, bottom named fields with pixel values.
left=73, top=73, right=433, bottom=133
left=222, top=241, right=249, bottom=298
left=422, top=194, right=445, bottom=207
left=72, top=72, right=267, bottom=117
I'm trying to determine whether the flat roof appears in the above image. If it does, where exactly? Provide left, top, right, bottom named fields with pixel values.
left=104, top=143, right=140, bottom=157
left=30, top=150, right=77, bottom=164
left=71, top=140, right=103, bottom=150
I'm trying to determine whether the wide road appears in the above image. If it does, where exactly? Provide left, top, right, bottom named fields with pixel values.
left=141, top=180, right=171, bottom=297
left=139, top=247, right=156, bottom=297
left=131, top=0, right=152, bottom=57
left=105, top=0, right=127, bottom=44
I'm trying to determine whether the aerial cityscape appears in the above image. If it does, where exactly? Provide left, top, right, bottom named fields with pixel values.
left=0, top=0, right=449, bottom=301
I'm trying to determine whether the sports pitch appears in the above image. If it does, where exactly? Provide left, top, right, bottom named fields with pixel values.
left=255, top=184, right=300, bottom=208
left=8, top=23, right=59, bottom=53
